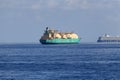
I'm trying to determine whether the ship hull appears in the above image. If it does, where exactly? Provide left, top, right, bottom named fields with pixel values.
left=40, top=38, right=80, bottom=44
left=97, top=40, right=120, bottom=43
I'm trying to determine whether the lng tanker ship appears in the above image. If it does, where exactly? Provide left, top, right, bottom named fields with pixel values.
left=40, top=27, right=80, bottom=44
left=97, top=34, right=120, bottom=43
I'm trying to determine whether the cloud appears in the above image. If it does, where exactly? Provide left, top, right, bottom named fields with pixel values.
left=31, top=0, right=59, bottom=10
left=47, top=0, right=59, bottom=8
left=0, top=0, right=120, bottom=10
left=63, top=0, right=91, bottom=10
left=63, top=0, right=120, bottom=10
left=0, top=0, right=37, bottom=9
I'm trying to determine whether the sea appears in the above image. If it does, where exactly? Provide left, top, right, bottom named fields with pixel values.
left=0, top=43, right=120, bottom=80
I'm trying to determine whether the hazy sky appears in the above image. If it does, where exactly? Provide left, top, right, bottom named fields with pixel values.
left=0, top=0, right=120, bottom=43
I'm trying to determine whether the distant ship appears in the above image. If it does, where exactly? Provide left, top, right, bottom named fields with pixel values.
left=97, top=34, right=120, bottom=43
left=40, top=27, right=80, bottom=44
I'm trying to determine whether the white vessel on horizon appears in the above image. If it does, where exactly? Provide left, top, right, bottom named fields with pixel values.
left=97, top=34, right=120, bottom=43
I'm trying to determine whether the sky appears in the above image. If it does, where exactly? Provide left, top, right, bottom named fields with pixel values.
left=0, top=0, right=120, bottom=43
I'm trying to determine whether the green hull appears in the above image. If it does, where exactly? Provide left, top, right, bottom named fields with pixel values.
left=40, top=38, right=80, bottom=44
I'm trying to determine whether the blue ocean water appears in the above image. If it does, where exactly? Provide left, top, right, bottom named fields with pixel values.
left=0, top=43, right=120, bottom=80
